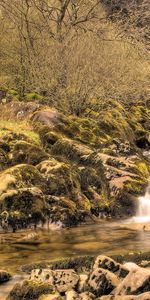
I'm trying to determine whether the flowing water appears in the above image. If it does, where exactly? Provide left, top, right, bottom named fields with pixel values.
left=0, top=183, right=150, bottom=299
left=130, top=182, right=150, bottom=223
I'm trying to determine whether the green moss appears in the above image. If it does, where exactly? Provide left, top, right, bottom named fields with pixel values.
left=8, top=89, right=18, bottom=96
left=24, top=92, right=44, bottom=101
left=8, top=280, right=55, bottom=300
left=135, top=162, right=149, bottom=178
left=124, top=178, right=147, bottom=195
left=11, top=140, right=48, bottom=165
left=51, top=138, right=93, bottom=162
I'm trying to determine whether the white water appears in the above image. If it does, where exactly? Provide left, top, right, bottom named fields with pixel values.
left=133, top=183, right=150, bottom=223
left=136, top=190, right=150, bottom=222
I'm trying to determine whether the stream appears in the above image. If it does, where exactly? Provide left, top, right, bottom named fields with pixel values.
left=0, top=183, right=150, bottom=299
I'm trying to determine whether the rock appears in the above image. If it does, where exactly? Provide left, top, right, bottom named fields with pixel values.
left=77, top=274, right=88, bottom=292
left=0, top=270, right=11, bottom=283
left=0, top=148, right=8, bottom=170
left=30, top=269, right=54, bottom=284
left=123, top=262, right=140, bottom=272
left=93, top=256, right=129, bottom=278
left=99, top=292, right=150, bottom=299
left=80, top=292, right=95, bottom=300
left=0, top=164, right=48, bottom=230
left=10, top=141, right=48, bottom=165
left=52, top=269, right=79, bottom=293
left=140, top=261, right=150, bottom=268
left=39, top=292, right=63, bottom=300
left=51, top=138, right=93, bottom=162
left=88, top=268, right=120, bottom=297
left=113, top=268, right=150, bottom=296
left=30, top=269, right=79, bottom=293
left=31, top=108, right=64, bottom=128
left=7, top=280, right=55, bottom=300
left=65, top=289, right=80, bottom=300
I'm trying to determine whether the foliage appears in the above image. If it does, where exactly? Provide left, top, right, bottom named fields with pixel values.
left=0, top=1, right=149, bottom=115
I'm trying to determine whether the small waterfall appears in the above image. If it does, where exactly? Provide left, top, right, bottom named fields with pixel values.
left=135, top=184, right=150, bottom=223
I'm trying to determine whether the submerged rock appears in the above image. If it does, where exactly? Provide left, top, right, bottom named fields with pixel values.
left=0, top=270, right=11, bottom=283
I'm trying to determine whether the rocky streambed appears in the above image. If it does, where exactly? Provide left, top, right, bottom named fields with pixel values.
left=1, top=253, right=150, bottom=300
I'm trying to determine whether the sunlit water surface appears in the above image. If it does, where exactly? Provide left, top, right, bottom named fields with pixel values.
left=0, top=219, right=150, bottom=299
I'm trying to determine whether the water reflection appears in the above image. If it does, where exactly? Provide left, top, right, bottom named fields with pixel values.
left=0, top=220, right=150, bottom=274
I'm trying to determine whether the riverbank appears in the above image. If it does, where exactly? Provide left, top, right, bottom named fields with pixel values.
left=0, top=99, right=150, bottom=231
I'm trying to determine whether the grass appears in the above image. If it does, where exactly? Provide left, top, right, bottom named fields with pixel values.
left=0, top=120, right=40, bottom=145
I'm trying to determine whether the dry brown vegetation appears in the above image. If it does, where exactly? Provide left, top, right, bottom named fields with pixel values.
left=0, top=0, right=149, bottom=115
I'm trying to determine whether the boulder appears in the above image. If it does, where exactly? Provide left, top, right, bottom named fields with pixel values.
left=77, top=274, right=88, bottom=292
left=39, top=292, right=63, bottom=300
left=80, top=292, right=95, bottom=300
left=99, top=292, right=150, bottom=299
left=0, top=148, right=8, bottom=170
left=113, top=268, right=150, bottom=296
left=10, top=141, right=48, bottom=165
left=0, top=164, right=48, bottom=230
left=65, top=289, right=80, bottom=300
left=31, top=108, right=64, bottom=128
left=7, top=280, right=55, bottom=300
left=0, top=270, right=11, bottom=283
left=123, top=262, right=140, bottom=272
left=30, top=269, right=79, bottom=293
left=93, top=256, right=129, bottom=278
left=88, top=268, right=120, bottom=296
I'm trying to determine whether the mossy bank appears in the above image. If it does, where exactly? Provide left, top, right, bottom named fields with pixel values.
left=0, top=97, right=150, bottom=230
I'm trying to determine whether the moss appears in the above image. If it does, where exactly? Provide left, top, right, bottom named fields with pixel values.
left=51, top=138, right=93, bottom=162
left=0, top=148, right=8, bottom=170
left=36, top=124, right=60, bottom=146
left=0, top=120, right=41, bottom=145
left=0, top=168, right=48, bottom=229
left=37, top=159, right=80, bottom=197
left=24, top=92, right=44, bottom=101
left=135, top=162, right=149, bottom=178
left=7, top=280, right=55, bottom=300
left=11, top=140, right=48, bottom=165
left=124, top=178, right=147, bottom=195
left=8, top=89, right=18, bottom=96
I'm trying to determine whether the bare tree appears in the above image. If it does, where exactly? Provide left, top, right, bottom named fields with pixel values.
left=0, top=0, right=149, bottom=115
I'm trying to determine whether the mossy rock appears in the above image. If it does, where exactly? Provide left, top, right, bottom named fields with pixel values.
left=35, top=124, right=60, bottom=147
left=31, top=108, right=65, bottom=129
left=124, top=178, right=148, bottom=195
left=7, top=280, right=55, bottom=300
left=1, top=130, right=40, bottom=147
left=10, top=141, right=48, bottom=165
left=51, top=138, right=93, bottom=162
left=37, top=159, right=80, bottom=197
left=0, top=164, right=48, bottom=228
left=0, top=148, right=8, bottom=170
